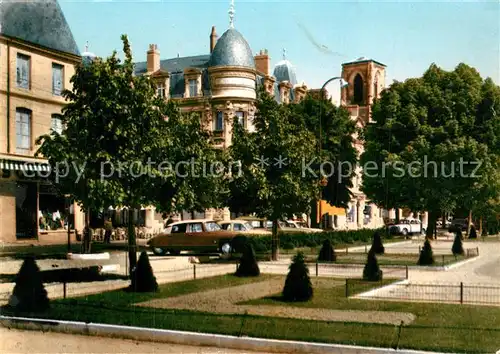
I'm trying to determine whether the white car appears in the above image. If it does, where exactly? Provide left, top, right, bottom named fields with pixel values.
left=218, top=220, right=271, bottom=235
left=285, top=220, right=324, bottom=233
left=388, top=218, right=426, bottom=236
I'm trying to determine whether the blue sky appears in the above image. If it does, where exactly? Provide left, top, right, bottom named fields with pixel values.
left=60, top=0, right=499, bottom=101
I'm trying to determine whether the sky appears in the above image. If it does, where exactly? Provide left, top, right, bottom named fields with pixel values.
left=60, top=0, right=499, bottom=104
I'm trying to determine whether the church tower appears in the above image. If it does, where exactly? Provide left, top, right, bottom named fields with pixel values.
left=340, top=57, right=386, bottom=124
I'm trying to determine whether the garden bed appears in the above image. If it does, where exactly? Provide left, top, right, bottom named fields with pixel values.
left=2, top=274, right=499, bottom=353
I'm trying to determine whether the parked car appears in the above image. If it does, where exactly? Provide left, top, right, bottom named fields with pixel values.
left=285, top=220, right=323, bottom=233
left=448, top=219, right=473, bottom=233
left=265, top=220, right=323, bottom=233
left=218, top=220, right=271, bottom=235
left=388, top=218, right=426, bottom=236
left=147, top=219, right=247, bottom=256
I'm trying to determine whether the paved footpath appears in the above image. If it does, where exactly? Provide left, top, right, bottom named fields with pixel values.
left=0, top=327, right=271, bottom=354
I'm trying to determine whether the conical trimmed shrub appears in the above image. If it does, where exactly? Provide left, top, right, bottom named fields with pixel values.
left=452, top=230, right=464, bottom=255
left=283, top=252, right=313, bottom=302
left=417, top=239, right=435, bottom=265
left=371, top=231, right=385, bottom=254
left=363, top=248, right=383, bottom=281
left=469, top=226, right=477, bottom=239
left=130, top=251, right=158, bottom=292
left=235, top=244, right=260, bottom=277
left=9, top=256, right=49, bottom=313
left=318, top=239, right=336, bottom=262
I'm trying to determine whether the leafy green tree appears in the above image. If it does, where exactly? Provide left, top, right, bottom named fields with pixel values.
left=227, top=89, right=320, bottom=260
left=291, top=95, right=357, bottom=226
left=282, top=252, right=313, bottom=302
left=362, top=64, right=499, bottom=239
left=37, top=35, right=224, bottom=274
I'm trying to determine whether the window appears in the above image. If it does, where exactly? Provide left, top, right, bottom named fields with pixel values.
left=15, top=108, right=31, bottom=154
left=51, top=114, right=63, bottom=135
left=52, top=63, right=64, bottom=95
left=189, top=79, right=198, bottom=97
left=188, top=223, right=203, bottom=233
left=16, top=54, right=30, bottom=89
left=171, top=223, right=187, bottom=233
left=233, top=223, right=243, bottom=231
left=157, top=83, right=165, bottom=98
left=353, top=74, right=364, bottom=104
left=220, top=223, right=230, bottom=230
left=205, top=222, right=221, bottom=232
left=235, top=111, right=244, bottom=126
left=214, top=111, right=224, bottom=131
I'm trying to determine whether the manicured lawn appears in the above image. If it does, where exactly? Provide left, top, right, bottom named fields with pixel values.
left=2, top=274, right=499, bottom=353
left=334, top=253, right=465, bottom=266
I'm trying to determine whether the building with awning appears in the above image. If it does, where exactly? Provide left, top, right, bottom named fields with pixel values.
left=0, top=0, right=85, bottom=243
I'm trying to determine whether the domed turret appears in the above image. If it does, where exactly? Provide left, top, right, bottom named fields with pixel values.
left=209, top=29, right=255, bottom=68
left=273, top=49, right=297, bottom=86
left=81, top=41, right=96, bottom=65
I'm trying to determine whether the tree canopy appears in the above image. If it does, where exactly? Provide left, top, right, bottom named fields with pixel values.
left=361, top=63, right=500, bottom=237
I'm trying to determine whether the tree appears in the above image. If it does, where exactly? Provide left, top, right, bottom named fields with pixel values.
left=417, top=239, right=435, bottom=265
left=371, top=231, right=385, bottom=254
left=227, top=89, right=320, bottom=260
left=452, top=230, right=464, bottom=256
left=9, top=256, right=49, bottom=313
left=291, top=95, right=357, bottom=227
left=363, top=249, right=383, bottom=281
left=37, top=35, right=224, bottom=274
left=282, top=252, right=313, bottom=302
left=361, top=64, right=500, bottom=240
left=235, top=243, right=260, bottom=277
left=130, top=251, right=158, bottom=292
left=317, top=239, right=336, bottom=262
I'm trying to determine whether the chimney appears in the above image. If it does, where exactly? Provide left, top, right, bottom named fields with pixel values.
left=254, top=49, right=270, bottom=76
left=210, top=26, right=217, bottom=53
left=147, top=44, right=160, bottom=73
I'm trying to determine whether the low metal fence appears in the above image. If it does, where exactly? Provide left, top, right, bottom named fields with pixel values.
left=356, top=281, right=500, bottom=305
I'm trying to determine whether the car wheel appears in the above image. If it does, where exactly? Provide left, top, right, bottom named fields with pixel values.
left=401, top=228, right=409, bottom=236
left=152, top=247, right=166, bottom=256
left=168, top=249, right=181, bottom=256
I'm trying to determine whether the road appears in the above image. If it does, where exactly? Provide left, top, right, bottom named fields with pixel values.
left=0, top=327, right=271, bottom=353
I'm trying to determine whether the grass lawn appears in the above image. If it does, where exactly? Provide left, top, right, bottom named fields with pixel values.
left=333, top=253, right=465, bottom=267
left=2, top=274, right=499, bottom=353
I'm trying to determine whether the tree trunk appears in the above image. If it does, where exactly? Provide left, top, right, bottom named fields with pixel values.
left=426, top=210, right=439, bottom=240
left=467, top=210, right=472, bottom=237
left=479, top=216, right=483, bottom=236
left=310, top=199, right=319, bottom=228
left=395, top=207, right=400, bottom=224
left=128, top=208, right=138, bottom=277
left=271, top=219, right=279, bottom=261
left=83, top=211, right=92, bottom=253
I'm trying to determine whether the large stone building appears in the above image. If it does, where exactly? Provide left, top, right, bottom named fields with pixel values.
left=133, top=8, right=386, bottom=231
left=0, top=0, right=86, bottom=243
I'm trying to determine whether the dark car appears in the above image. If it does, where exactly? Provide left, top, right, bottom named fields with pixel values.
left=448, top=219, right=473, bottom=233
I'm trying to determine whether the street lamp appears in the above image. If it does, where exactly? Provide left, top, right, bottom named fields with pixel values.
left=317, top=77, right=348, bottom=228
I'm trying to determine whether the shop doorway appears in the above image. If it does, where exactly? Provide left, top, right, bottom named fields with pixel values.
left=15, top=182, right=37, bottom=239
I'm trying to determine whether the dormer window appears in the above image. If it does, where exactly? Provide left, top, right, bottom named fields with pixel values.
left=189, top=79, right=198, bottom=97
left=157, top=83, right=166, bottom=98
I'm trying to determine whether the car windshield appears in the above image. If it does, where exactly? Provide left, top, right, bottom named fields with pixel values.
left=205, top=222, right=221, bottom=231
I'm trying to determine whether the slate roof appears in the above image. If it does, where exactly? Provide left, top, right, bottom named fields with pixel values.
left=0, top=0, right=80, bottom=56
left=208, top=29, right=255, bottom=68
left=273, top=59, right=298, bottom=86
left=134, top=55, right=211, bottom=75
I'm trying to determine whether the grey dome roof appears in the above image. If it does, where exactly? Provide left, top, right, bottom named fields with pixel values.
left=0, top=0, right=80, bottom=56
left=209, top=29, right=255, bottom=69
left=82, top=51, right=96, bottom=65
left=273, top=59, right=297, bottom=86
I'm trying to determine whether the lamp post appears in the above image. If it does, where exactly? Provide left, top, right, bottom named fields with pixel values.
left=317, top=77, right=348, bottom=229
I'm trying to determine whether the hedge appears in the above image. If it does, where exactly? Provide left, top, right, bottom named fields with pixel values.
left=245, top=228, right=384, bottom=253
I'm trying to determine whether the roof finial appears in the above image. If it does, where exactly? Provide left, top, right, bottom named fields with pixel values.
left=228, top=0, right=235, bottom=29
left=84, top=41, right=89, bottom=52
left=282, top=48, right=286, bottom=60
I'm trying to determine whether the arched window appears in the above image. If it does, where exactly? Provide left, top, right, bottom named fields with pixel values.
left=353, top=74, right=364, bottom=104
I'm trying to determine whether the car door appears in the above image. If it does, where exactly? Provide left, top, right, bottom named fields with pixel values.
left=167, top=223, right=187, bottom=248
left=183, top=222, right=205, bottom=249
